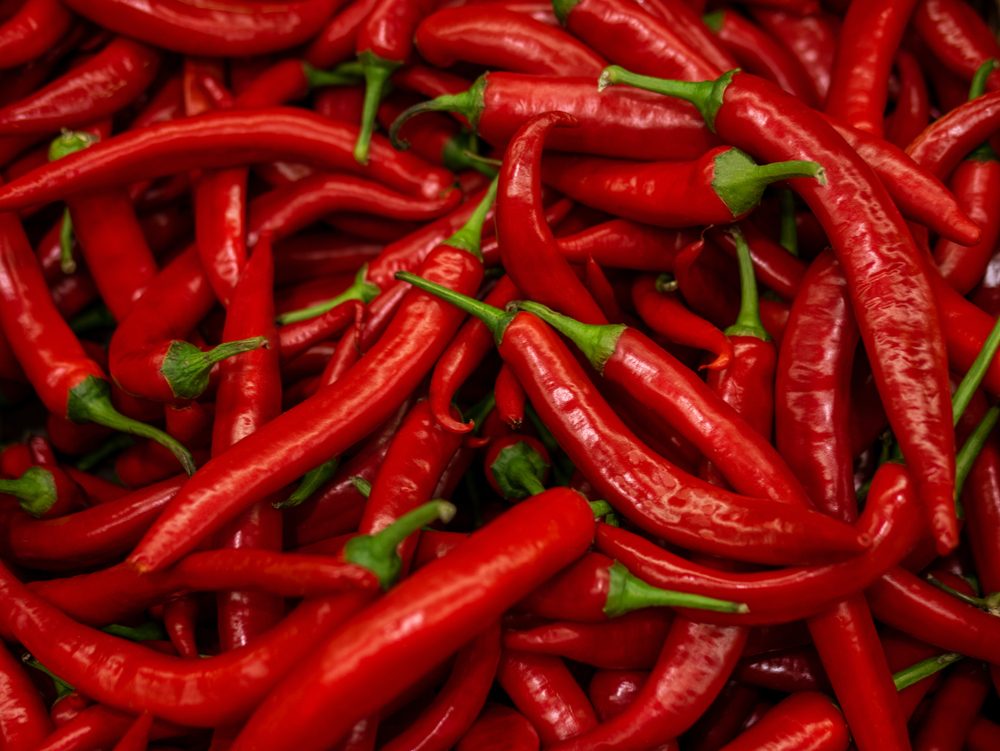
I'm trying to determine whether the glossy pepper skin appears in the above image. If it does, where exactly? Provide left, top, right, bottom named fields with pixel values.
left=231, top=488, right=597, bottom=751
left=603, top=67, right=958, bottom=554
left=718, top=692, right=849, bottom=751
left=0, top=0, right=74, bottom=70
left=914, top=0, right=1000, bottom=91
left=0, top=644, right=52, bottom=750
left=61, top=0, right=339, bottom=56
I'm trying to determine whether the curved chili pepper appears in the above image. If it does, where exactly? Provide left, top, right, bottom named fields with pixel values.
left=0, top=37, right=159, bottom=135
left=560, top=221, right=694, bottom=271
left=886, top=51, right=930, bottom=148
left=110, top=712, right=152, bottom=751
left=703, top=9, right=816, bottom=104
left=391, top=72, right=718, bottom=161
left=498, top=651, right=598, bottom=745
left=379, top=98, right=488, bottom=175
left=401, top=272, right=867, bottom=564
left=35, top=704, right=181, bottom=751
left=497, top=113, right=605, bottom=325
left=718, top=692, right=849, bottom=751
left=0, top=0, right=73, bottom=70
left=0, top=210, right=194, bottom=473
left=907, top=88, right=1000, bottom=178
left=914, top=0, right=1000, bottom=91
left=0, top=108, right=456, bottom=210
left=231, top=488, right=596, bottom=751
left=542, top=148, right=823, bottom=228
left=414, top=6, right=606, bottom=77
left=62, top=0, right=338, bottom=56
left=504, top=610, right=671, bottom=670
left=604, top=66, right=959, bottom=553
left=0, top=644, right=52, bottom=750
left=514, top=296, right=809, bottom=508
left=128, top=185, right=496, bottom=572
left=305, top=0, right=379, bottom=68
left=457, top=704, right=540, bottom=751
left=824, top=0, right=917, bottom=135
left=379, top=625, right=501, bottom=751
left=555, top=0, right=718, bottom=81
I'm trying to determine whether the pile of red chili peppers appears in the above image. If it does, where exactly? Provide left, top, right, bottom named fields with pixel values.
left=6, top=0, right=1000, bottom=749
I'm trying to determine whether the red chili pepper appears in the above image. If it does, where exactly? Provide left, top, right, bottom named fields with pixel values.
left=604, top=66, right=959, bottom=553
left=914, top=0, right=1000, bottom=91
left=306, top=0, right=379, bottom=68
left=555, top=0, right=718, bottom=81
left=0, top=0, right=73, bottom=70
left=162, top=596, right=198, bottom=658
left=824, top=0, right=918, bottom=136
left=0, top=108, right=456, bottom=210
left=274, top=234, right=380, bottom=285
left=378, top=97, right=488, bottom=175
left=414, top=6, right=606, bottom=77
left=379, top=625, right=501, bottom=751
left=36, top=705, right=181, bottom=751
left=560, top=221, right=695, bottom=272
left=110, top=713, right=152, bottom=751
left=737, top=647, right=827, bottom=692
left=709, top=222, right=806, bottom=300
left=231, top=488, right=596, bottom=751
left=907, top=88, right=1000, bottom=178
left=494, top=365, right=527, bottom=431
left=886, top=51, right=930, bottom=148
left=542, top=148, right=823, bottom=228
left=587, top=670, right=645, bottom=722
left=505, top=610, right=672, bottom=670
left=912, top=661, right=989, bottom=751
left=62, top=0, right=339, bottom=56
left=391, top=72, right=718, bottom=161
left=498, top=651, right=598, bottom=745
left=717, top=692, right=849, bottom=751
left=0, top=643, right=52, bottom=749
left=968, top=717, right=1000, bottom=751
left=457, top=704, right=540, bottom=751
left=49, top=692, right=90, bottom=728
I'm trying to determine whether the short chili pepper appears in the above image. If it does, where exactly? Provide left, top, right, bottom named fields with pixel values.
left=457, top=704, right=540, bottom=751
left=541, top=148, right=824, bottom=227
left=0, top=0, right=73, bottom=70
left=61, top=0, right=339, bottom=56
left=400, top=272, right=868, bottom=565
left=587, top=670, right=645, bottom=722
left=718, top=692, right=849, bottom=751
left=504, top=610, right=672, bottom=670
left=603, top=65, right=959, bottom=554
left=414, top=6, right=606, bottom=77
left=0, top=209, right=194, bottom=474
left=390, top=72, right=718, bottom=161
left=0, top=464, right=80, bottom=519
left=231, top=488, right=597, bottom=751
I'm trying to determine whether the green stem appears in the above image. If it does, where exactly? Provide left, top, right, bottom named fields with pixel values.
left=970, top=59, right=997, bottom=100
left=467, top=393, right=496, bottom=435
left=924, top=574, right=998, bottom=616
left=277, top=266, right=379, bottom=324
left=67, top=377, right=195, bottom=475
left=489, top=441, right=549, bottom=500
left=779, top=189, right=798, bottom=256
left=389, top=75, right=486, bottom=150
left=394, top=271, right=514, bottom=344
left=276, top=458, right=340, bottom=509
left=0, top=467, right=56, bottom=517
left=952, top=314, right=1000, bottom=426
left=955, top=405, right=1000, bottom=510
left=604, top=561, right=748, bottom=617
left=515, top=300, right=625, bottom=375
left=655, top=274, right=679, bottom=293
left=343, top=500, right=456, bottom=589
left=443, top=176, right=499, bottom=258
left=598, top=66, right=737, bottom=132
left=303, top=61, right=364, bottom=88
left=354, top=50, right=401, bottom=165
left=350, top=475, right=372, bottom=498
left=103, top=622, right=166, bottom=641
left=23, top=655, right=73, bottom=698
left=725, top=227, right=770, bottom=340
left=892, top=652, right=963, bottom=691
left=589, top=500, right=613, bottom=518
left=712, top=148, right=825, bottom=219
left=75, top=433, right=133, bottom=472
left=59, top=208, right=76, bottom=274
left=161, top=336, right=267, bottom=401
left=442, top=133, right=498, bottom=177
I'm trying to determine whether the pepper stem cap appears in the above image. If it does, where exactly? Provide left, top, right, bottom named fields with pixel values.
left=713, top=147, right=825, bottom=220
left=604, top=561, right=749, bottom=617
left=395, top=271, right=514, bottom=344
left=0, top=467, right=57, bottom=517
left=162, top=336, right=267, bottom=401
left=277, top=266, right=379, bottom=324
left=389, top=75, right=487, bottom=150
left=490, top=441, right=548, bottom=500
left=515, top=300, right=624, bottom=375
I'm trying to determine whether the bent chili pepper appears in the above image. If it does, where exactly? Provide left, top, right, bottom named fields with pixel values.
left=541, top=148, right=824, bottom=227
left=398, top=273, right=868, bottom=565
left=0, top=209, right=194, bottom=474
left=0, top=0, right=73, bottom=70
left=603, top=66, right=959, bottom=554
left=914, top=0, right=1000, bottom=91
left=231, top=487, right=596, bottom=751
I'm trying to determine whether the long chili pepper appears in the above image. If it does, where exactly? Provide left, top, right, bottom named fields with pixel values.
left=559, top=221, right=694, bottom=271
left=542, top=148, right=823, bottom=228
left=551, top=618, right=746, bottom=751
left=0, top=0, right=73, bottom=70
left=194, top=167, right=247, bottom=307
left=305, top=0, right=380, bottom=69
left=914, top=0, right=1000, bottom=91
left=61, top=0, right=338, bottom=56
left=504, top=610, right=672, bottom=670
left=912, top=661, right=989, bottom=751
left=513, top=295, right=810, bottom=507
left=0, top=209, right=194, bottom=473
left=632, top=276, right=732, bottom=368
left=49, top=132, right=159, bottom=320
left=379, top=625, right=501, bottom=751
left=231, top=488, right=596, bottom=751
left=498, top=651, right=598, bottom=745
left=400, top=273, right=867, bottom=564
left=907, top=88, right=1000, bottom=178
left=703, top=9, right=816, bottom=104
left=0, top=108, right=456, bottom=209
left=632, top=0, right=734, bottom=72
left=391, top=72, right=718, bottom=161
left=0, top=644, right=52, bottom=750
left=886, top=52, right=930, bottom=148
left=497, top=113, right=606, bottom=325
left=35, top=705, right=180, bottom=751
left=717, top=692, right=848, bottom=751
left=0, top=37, right=159, bottom=134
left=414, top=6, right=606, bottom=77
left=594, top=462, right=922, bottom=624
left=824, top=0, right=917, bottom=135
left=457, top=704, right=540, bottom=751
left=128, top=183, right=497, bottom=572
left=603, top=66, right=959, bottom=554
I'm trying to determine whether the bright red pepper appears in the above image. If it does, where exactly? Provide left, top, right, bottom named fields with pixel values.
left=457, top=704, right=540, bottom=751
left=0, top=0, right=73, bottom=70
left=718, top=692, right=849, bottom=751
